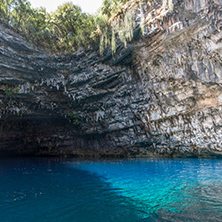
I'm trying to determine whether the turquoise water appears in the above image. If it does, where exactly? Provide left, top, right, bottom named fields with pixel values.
left=1, top=158, right=222, bottom=221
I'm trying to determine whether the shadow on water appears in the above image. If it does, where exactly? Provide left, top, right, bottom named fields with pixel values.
left=1, top=157, right=222, bottom=222
left=65, top=158, right=222, bottom=222
left=0, top=157, right=160, bottom=222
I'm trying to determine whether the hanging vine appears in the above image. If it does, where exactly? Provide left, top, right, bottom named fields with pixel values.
left=97, top=0, right=148, bottom=54
left=98, top=0, right=175, bottom=54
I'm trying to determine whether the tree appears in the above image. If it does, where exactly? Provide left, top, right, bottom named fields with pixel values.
left=47, top=2, right=97, bottom=53
left=0, top=0, right=142, bottom=54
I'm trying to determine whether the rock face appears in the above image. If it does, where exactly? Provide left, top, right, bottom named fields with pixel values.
left=1, top=0, right=222, bottom=157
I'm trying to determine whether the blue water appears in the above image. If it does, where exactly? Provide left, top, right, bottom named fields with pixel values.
left=0, top=158, right=222, bottom=221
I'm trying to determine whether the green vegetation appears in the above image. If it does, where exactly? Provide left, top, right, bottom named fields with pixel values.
left=0, top=0, right=168, bottom=54
left=95, top=0, right=140, bottom=54
left=4, top=86, right=18, bottom=98
left=67, top=112, right=83, bottom=125
left=0, top=0, right=98, bottom=53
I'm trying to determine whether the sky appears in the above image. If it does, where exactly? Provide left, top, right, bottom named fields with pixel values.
left=29, top=0, right=103, bottom=14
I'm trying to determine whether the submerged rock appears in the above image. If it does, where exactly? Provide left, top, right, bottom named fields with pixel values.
left=0, top=0, right=222, bottom=157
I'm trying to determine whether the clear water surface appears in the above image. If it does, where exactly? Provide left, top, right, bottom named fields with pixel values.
left=0, top=157, right=222, bottom=221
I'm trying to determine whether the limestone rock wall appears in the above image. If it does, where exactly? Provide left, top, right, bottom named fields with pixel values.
left=0, top=0, right=222, bottom=157
left=134, top=0, right=222, bottom=155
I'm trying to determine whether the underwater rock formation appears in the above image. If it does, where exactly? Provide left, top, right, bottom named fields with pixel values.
left=0, top=0, right=222, bottom=157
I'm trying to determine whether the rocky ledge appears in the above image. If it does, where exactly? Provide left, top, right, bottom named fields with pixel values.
left=1, top=0, right=222, bottom=157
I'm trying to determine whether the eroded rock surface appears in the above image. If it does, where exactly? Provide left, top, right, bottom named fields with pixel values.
left=1, top=0, right=222, bottom=157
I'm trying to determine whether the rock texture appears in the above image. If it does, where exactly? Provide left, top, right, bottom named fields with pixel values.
left=1, top=0, right=222, bottom=157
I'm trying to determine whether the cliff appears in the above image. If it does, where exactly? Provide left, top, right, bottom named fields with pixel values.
left=1, top=0, right=222, bottom=157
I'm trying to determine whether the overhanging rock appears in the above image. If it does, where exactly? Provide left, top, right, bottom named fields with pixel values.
left=0, top=0, right=222, bottom=157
